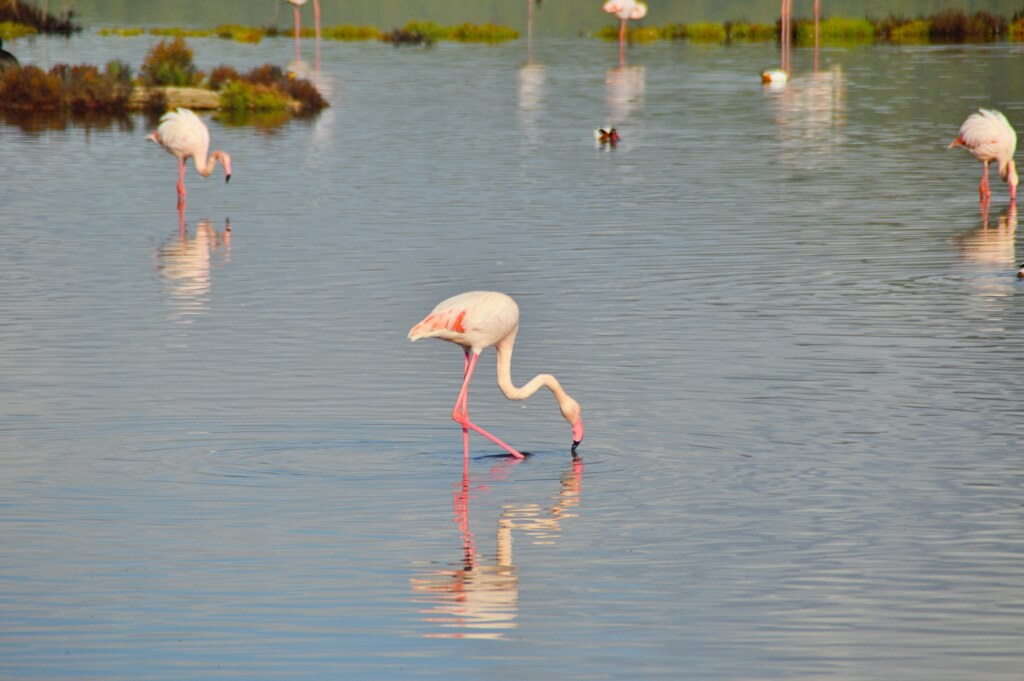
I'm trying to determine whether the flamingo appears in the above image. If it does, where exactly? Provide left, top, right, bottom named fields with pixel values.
left=949, top=109, right=1018, bottom=204
left=147, top=108, right=232, bottom=209
left=602, top=0, right=648, bottom=64
left=408, top=291, right=584, bottom=459
left=594, top=126, right=620, bottom=145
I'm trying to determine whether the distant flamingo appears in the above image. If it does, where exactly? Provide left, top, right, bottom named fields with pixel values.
left=602, top=0, right=648, bottom=64
left=408, top=291, right=584, bottom=459
left=147, top=108, right=232, bottom=209
left=949, top=109, right=1018, bottom=204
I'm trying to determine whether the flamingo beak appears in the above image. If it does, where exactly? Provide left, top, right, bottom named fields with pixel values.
left=571, top=418, right=584, bottom=454
left=225, top=174, right=231, bottom=184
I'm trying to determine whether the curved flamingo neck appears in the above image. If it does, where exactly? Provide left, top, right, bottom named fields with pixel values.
left=494, top=335, right=571, bottom=406
left=195, top=150, right=231, bottom=178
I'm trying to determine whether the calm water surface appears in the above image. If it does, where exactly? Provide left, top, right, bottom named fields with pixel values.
left=2, top=33, right=1023, bottom=680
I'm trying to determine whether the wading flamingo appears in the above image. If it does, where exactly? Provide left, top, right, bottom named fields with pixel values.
left=408, top=291, right=584, bottom=459
left=602, top=0, right=648, bottom=64
left=949, top=109, right=1018, bottom=204
left=147, top=108, right=232, bottom=209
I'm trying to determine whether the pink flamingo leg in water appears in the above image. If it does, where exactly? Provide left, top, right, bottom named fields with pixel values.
left=980, top=161, right=991, bottom=199
left=452, top=352, right=525, bottom=459
left=176, top=158, right=187, bottom=208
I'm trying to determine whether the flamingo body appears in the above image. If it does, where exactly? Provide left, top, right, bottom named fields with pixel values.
left=148, top=108, right=232, bottom=208
left=409, top=291, right=584, bottom=458
left=949, top=108, right=1018, bottom=203
left=602, top=0, right=647, bottom=20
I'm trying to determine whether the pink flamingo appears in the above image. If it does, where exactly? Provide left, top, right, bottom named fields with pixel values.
left=408, top=291, right=584, bottom=459
left=602, top=0, right=648, bottom=64
left=949, top=109, right=1018, bottom=204
left=147, top=108, right=232, bottom=209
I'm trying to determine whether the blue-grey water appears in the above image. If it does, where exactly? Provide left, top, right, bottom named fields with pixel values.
left=2, top=31, right=1024, bottom=680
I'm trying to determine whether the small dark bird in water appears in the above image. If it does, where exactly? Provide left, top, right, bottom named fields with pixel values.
left=1017, top=263, right=1024, bottom=279
left=0, top=38, right=19, bottom=71
left=594, top=126, right=620, bottom=146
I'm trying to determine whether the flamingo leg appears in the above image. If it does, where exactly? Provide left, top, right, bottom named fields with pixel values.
left=980, top=161, right=991, bottom=199
left=293, top=6, right=302, bottom=62
left=452, top=352, right=525, bottom=459
left=619, top=19, right=627, bottom=66
left=176, top=158, right=187, bottom=208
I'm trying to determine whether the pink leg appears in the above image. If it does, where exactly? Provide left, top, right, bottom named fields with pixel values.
left=453, top=352, right=525, bottom=459
left=980, top=161, right=991, bottom=199
left=176, top=158, right=187, bottom=208
left=293, top=7, right=302, bottom=62
left=619, top=19, right=626, bottom=66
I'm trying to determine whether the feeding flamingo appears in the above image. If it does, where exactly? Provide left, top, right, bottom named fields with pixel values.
left=602, top=0, right=648, bottom=64
left=408, top=291, right=584, bottom=459
left=949, top=108, right=1018, bottom=204
left=147, top=108, right=232, bottom=209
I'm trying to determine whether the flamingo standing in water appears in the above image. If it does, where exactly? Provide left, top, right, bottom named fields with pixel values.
left=602, top=0, right=648, bottom=64
left=147, top=108, right=232, bottom=209
left=949, top=109, right=1018, bottom=204
left=408, top=291, right=584, bottom=459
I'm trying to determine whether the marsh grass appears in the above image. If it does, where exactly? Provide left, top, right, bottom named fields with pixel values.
left=0, top=20, right=35, bottom=39
left=0, top=60, right=132, bottom=112
left=140, top=37, right=201, bottom=87
left=0, top=0, right=79, bottom=36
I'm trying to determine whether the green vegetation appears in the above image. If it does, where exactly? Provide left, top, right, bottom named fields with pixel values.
left=0, top=60, right=132, bottom=112
left=139, top=36, right=202, bottom=87
left=0, top=0, right=79, bottom=37
left=0, top=20, right=36, bottom=40
left=594, top=8, right=1024, bottom=45
left=0, top=37, right=327, bottom=118
left=97, top=21, right=518, bottom=45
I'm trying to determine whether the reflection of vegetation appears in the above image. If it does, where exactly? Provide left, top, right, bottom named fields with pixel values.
left=0, top=108, right=133, bottom=134
left=97, top=21, right=519, bottom=44
left=596, top=9, right=1024, bottom=45
left=0, top=0, right=80, bottom=37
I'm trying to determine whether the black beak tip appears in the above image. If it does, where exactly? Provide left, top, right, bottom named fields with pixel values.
left=571, top=440, right=582, bottom=455
left=225, top=175, right=231, bottom=184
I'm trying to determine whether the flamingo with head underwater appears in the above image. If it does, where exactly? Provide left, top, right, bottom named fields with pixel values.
left=147, top=108, right=232, bottom=209
left=409, top=291, right=584, bottom=459
left=949, top=108, right=1018, bottom=204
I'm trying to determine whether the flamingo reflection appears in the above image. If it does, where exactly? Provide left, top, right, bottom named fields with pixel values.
left=518, top=63, right=546, bottom=145
left=411, top=455, right=584, bottom=639
left=955, top=203, right=1017, bottom=269
left=156, top=218, right=232, bottom=321
left=770, top=64, right=845, bottom=160
left=602, top=65, right=644, bottom=147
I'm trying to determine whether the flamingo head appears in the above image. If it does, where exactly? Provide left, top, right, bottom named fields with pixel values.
left=559, top=396, right=584, bottom=451
left=216, top=151, right=233, bottom=184
left=1018, top=263, right=1024, bottom=279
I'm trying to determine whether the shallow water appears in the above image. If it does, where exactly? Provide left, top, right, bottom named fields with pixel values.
left=2, top=34, right=1024, bottom=680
